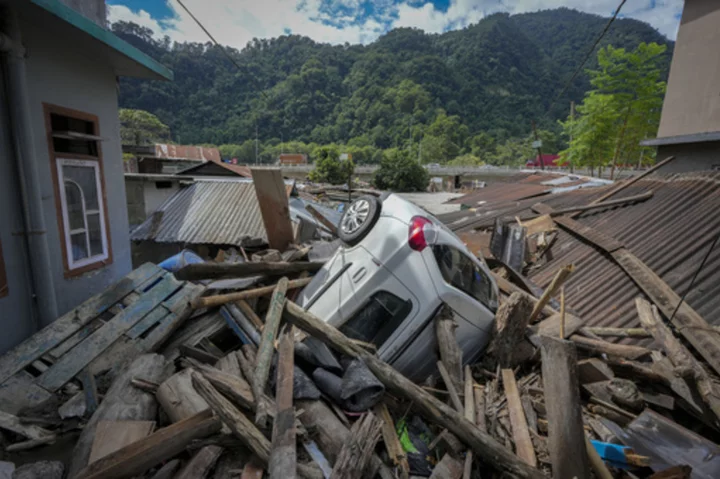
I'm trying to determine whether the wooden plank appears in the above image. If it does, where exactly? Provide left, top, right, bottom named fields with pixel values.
left=79, top=368, right=99, bottom=415
left=47, top=319, right=105, bottom=360
left=0, top=371, right=52, bottom=414
left=330, top=412, right=383, bottom=479
left=495, top=292, right=534, bottom=368
left=533, top=205, right=624, bottom=253
left=88, top=420, right=156, bottom=464
left=37, top=275, right=183, bottom=392
left=237, top=299, right=265, bottom=331
left=175, top=445, right=223, bottom=479
left=569, top=335, right=651, bottom=360
left=270, top=326, right=296, bottom=479
left=376, top=403, right=409, bottom=478
left=285, top=300, right=544, bottom=479
left=253, top=277, right=289, bottom=426
left=520, top=214, right=555, bottom=237
left=0, top=262, right=161, bottom=384
left=125, top=306, right=171, bottom=340
left=501, top=369, right=537, bottom=467
left=192, top=277, right=313, bottom=309
left=75, top=410, right=221, bottom=479
left=464, top=366, right=475, bottom=479
left=529, top=264, right=575, bottom=323
left=158, top=310, right=225, bottom=362
left=0, top=409, right=55, bottom=441
left=540, top=337, right=589, bottom=479
left=305, top=204, right=338, bottom=235
left=429, top=454, right=464, bottom=479
left=156, top=368, right=209, bottom=423
left=437, top=361, right=464, bottom=413
left=138, top=283, right=205, bottom=353
left=435, top=307, right=463, bottom=392
left=252, top=168, right=295, bottom=251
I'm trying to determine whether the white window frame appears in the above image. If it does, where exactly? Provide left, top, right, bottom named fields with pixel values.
left=56, top=158, right=109, bottom=270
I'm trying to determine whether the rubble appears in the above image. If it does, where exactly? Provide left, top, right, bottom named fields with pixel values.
left=1, top=168, right=720, bottom=479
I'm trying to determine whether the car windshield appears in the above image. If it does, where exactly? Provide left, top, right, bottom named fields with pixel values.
left=432, top=244, right=494, bottom=308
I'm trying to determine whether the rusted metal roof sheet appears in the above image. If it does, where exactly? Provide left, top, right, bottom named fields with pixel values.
left=154, top=144, right=221, bottom=162
left=130, top=180, right=268, bottom=246
left=176, top=156, right=252, bottom=178
left=527, top=172, right=720, bottom=340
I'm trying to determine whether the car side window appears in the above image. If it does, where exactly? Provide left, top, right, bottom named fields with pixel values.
left=340, top=291, right=412, bottom=347
left=432, top=244, right=493, bottom=308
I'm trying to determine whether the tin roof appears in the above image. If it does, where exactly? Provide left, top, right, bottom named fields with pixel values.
left=177, top=156, right=252, bottom=178
left=131, top=180, right=271, bottom=246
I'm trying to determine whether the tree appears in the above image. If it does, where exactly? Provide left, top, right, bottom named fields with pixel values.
left=119, top=109, right=170, bottom=145
left=419, top=111, right=469, bottom=163
left=309, top=145, right=354, bottom=184
left=373, top=149, right=429, bottom=192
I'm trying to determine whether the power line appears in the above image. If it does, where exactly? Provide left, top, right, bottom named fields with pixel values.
left=543, top=0, right=628, bottom=119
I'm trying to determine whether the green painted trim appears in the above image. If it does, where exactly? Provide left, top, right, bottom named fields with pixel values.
left=30, top=0, right=174, bottom=81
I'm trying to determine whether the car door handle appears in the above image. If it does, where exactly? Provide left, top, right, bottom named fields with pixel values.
left=352, top=267, right=366, bottom=283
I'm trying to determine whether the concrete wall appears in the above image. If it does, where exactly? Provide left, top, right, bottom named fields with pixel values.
left=17, top=17, right=133, bottom=322
left=59, top=0, right=107, bottom=27
left=124, top=177, right=181, bottom=227
left=144, top=180, right=180, bottom=214
left=0, top=65, right=38, bottom=352
left=657, top=0, right=720, bottom=138
left=657, top=143, right=720, bottom=173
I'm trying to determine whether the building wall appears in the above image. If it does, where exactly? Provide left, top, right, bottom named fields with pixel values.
left=144, top=180, right=180, bottom=214
left=58, top=0, right=107, bottom=27
left=657, top=0, right=720, bottom=138
left=125, top=177, right=181, bottom=227
left=0, top=63, right=38, bottom=352
left=657, top=143, right=720, bottom=173
left=125, top=177, right=146, bottom=227
left=19, top=18, right=133, bottom=319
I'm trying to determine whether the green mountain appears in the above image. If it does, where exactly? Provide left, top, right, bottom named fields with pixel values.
left=113, top=7, right=673, bottom=149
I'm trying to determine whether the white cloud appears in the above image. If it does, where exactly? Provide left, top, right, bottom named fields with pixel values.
left=107, top=0, right=683, bottom=50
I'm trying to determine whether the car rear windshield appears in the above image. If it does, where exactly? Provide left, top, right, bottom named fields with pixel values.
left=340, top=291, right=412, bottom=347
left=432, top=244, right=494, bottom=308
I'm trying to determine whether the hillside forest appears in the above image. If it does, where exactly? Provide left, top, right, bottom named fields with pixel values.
left=115, top=8, right=673, bottom=172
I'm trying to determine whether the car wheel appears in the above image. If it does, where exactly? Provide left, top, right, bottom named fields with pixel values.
left=338, top=195, right=381, bottom=245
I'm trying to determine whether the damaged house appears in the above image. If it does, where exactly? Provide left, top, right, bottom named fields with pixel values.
left=0, top=0, right=172, bottom=352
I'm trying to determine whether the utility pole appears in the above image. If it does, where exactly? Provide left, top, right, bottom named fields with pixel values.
left=531, top=120, right=544, bottom=170
left=569, top=101, right=575, bottom=173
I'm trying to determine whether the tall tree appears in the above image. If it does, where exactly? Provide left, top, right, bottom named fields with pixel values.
left=119, top=109, right=171, bottom=146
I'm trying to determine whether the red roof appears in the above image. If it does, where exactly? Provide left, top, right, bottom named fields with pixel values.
left=526, top=154, right=566, bottom=168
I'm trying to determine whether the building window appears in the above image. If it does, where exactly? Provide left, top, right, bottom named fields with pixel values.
left=0, top=240, right=7, bottom=298
left=45, top=104, right=112, bottom=276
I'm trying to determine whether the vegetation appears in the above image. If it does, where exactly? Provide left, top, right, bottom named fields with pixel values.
left=374, top=149, right=429, bottom=192
left=112, top=8, right=672, bottom=168
left=308, top=145, right=355, bottom=184
left=559, top=43, right=667, bottom=176
left=119, top=108, right=170, bottom=145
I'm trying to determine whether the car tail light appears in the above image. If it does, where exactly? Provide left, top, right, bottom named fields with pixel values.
left=408, top=216, right=437, bottom=251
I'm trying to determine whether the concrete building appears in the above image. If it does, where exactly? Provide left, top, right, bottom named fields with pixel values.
left=0, top=0, right=172, bottom=352
left=642, top=0, right=720, bottom=172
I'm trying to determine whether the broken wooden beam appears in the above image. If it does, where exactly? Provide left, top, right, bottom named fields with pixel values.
left=174, top=445, right=223, bottom=479
left=176, top=261, right=322, bottom=282
left=435, top=306, right=463, bottom=392
left=375, top=403, right=409, bottom=479
left=502, top=369, right=537, bottom=467
left=583, top=327, right=651, bottom=338
left=156, top=368, right=209, bottom=423
left=495, top=292, right=535, bottom=367
left=529, top=264, right=575, bottom=323
left=330, top=412, right=383, bottom=479
left=305, top=204, right=338, bottom=235
left=270, top=326, right=297, bottom=479
left=191, top=277, right=313, bottom=309
left=540, top=337, right=589, bottom=479
left=284, top=300, right=543, bottom=479
left=569, top=335, right=651, bottom=360
left=253, top=277, right=289, bottom=426
left=437, top=361, right=464, bottom=413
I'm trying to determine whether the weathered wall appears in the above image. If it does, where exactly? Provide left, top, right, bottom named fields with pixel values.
left=144, top=180, right=180, bottom=213
left=0, top=64, right=38, bottom=352
left=125, top=177, right=146, bottom=227
left=657, top=0, right=720, bottom=138
left=58, top=0, right=106, bottom=27
left=20, top=18, right=133, bottom=320
left=124, top=177, right=180, bottom=227
left=657, top=143, right=720, bottom=173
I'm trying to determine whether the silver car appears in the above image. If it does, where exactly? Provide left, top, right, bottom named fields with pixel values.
left=298, top=193, right=498, bottom=381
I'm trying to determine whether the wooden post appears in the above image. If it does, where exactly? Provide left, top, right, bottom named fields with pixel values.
left=540, top=337, right=589, bottom=479
left=437, top=361, right=464, bottom=413
left=501, top=369, right=537, bottom=467
left=252, top=168, right=295, bottom=251
left=191, top=277, right=312, bottom=309
left=253, top=277, right=289, bottom=426
left=529, top=265, right=575, bottom=323
left=285, top=300, right=544, bottom=479
left=435, top=306, right=463, bottom=392
left=494, top=292, right=534, bottom=368
left=270, top=326, right=297, bottom=479
left=330, top=412, right=383, bottom=479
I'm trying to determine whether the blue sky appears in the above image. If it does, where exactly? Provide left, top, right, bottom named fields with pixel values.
left=107, top=0, right=683, bottom=49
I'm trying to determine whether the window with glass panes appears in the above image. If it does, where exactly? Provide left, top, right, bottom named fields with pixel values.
left=45, top=104, right=111, bottom=276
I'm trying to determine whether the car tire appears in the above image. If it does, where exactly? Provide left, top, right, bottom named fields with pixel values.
left=338, top=195, right=381, bottom=246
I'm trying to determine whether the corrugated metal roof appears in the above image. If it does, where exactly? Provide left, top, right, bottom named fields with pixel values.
left=523, top=172, right=720, bottom=340
left=154, top=144, right=220, bottom=162
left=177, top=156, right=252, bottom=178
left=131, top=180, right=269, bottom=246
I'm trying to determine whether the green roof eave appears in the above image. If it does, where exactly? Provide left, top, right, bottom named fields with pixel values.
left=29, top=0, right=174, bottom=81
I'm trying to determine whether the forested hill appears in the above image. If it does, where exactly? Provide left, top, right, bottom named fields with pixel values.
left=113, top=8, right=673, bottom=148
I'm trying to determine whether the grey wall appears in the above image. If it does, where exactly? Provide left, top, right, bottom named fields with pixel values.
left=59, top=0, right=107, bottom=27
left=657, top=143, right=720, bottom=173
left=0, top=65, right=38, bottom=352
left=657, top=0, right=720, bottom=138
left=18, top=17, right=133, bottom=320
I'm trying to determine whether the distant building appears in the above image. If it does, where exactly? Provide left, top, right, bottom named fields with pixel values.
left=642, top=0, right=720, bottom=172
left=526, top=154, right=565, bottom=169
left=123, top=144, right=220, bottom=174
left=278, top=153, right=308, bottom=166
left=0, top=0, right=172, bottom=352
